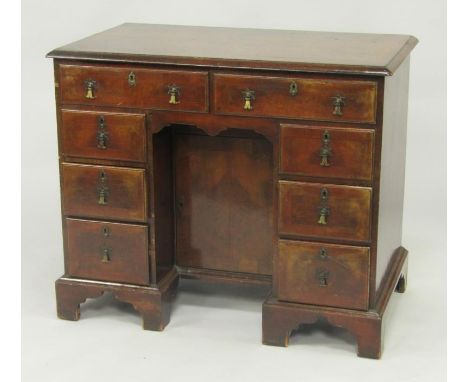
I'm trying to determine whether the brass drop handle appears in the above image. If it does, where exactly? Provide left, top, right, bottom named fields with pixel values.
left=319, top=130, right=331, bottom=167
left=317, top=188, right=329, bottom=225
left=97, top=171, right=109, bottom=205
left=97, top=116, right=108, bottom=149
left=84, top=79, right=97, bottom=99
left=167, top=84, right=180, bottom=104
left=98, top=188, right=108, bottom=205
left=242, top=89, right=255, bottom=110
left=331, top=95, right=345, bottom=116
left=101, top=247, right=111, bottom=262
left=316, top=268, right=330, bottom=287
left=318, top=207, right=330, bottom=225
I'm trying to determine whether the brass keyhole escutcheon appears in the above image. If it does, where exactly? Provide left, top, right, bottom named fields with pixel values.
left=242, top=89, right=255, bottom=110
left=128, top=71, right=137, bottom=86
left=321, top=188, right=329, bottom=199
left=319, top=248, right=328, bottom=260
left=289, top=81, right=298, bottom=96
left=99, top=171, right=106, bottom=183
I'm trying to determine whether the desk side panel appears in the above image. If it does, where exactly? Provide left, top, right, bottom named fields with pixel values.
left=375, top=58, right=410, bottom=293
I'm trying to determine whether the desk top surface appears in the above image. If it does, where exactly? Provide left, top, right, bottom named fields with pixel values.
left=47, top=23, right=417, bottom=76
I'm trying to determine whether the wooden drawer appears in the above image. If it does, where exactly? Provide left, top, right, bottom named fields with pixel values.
left=66, top=218, right=149, bottom=285
left=61, top=109, right=146, bottom=162
left=61, top=163, right=147, bottom=222
left=278, top=240, right=370, bottom=310
left=279, top=181, right=372, bottom=242
left=280, top=124, right=374, bottom=181
left=59, top=64, right=209, bottom=112
left=213, top=73, right=377, bottom=123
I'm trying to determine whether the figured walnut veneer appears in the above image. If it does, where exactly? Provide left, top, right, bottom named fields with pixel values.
left=48, top=23, right=417, bottom=359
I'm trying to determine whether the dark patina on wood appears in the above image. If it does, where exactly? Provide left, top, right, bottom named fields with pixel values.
left=49, top=23, right=417, bottom=359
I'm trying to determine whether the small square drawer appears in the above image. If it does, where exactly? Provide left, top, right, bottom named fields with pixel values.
left=66, top=218, right=149, bottom=285
left=279, top=181, right=372, bottom=242
left=61, top=109, right=146, bottom=162
left=280, top=124, right=374, bottom=181
left=59, top=64, right=208, bottom=112
left=213, top=73, right=377, bottom=123
left=278, top=240, right=370, bottom=310
left=61, top=163, right=147, bottom=222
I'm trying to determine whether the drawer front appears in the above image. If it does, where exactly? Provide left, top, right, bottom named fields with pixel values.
left=66, top=218, right=149, bottom=285
left=213, top=73, right=377, bottom=123
left=279, top=181, right=372, bottom=242
left=278, top=240, right=370, bottom=310
left=61, top=163, right=147, bottom=222
left=280, top=124, right=374, bottom=181
left=61, top=110, right=146, bottom=162
left=60, top=64, right=209, bottom=112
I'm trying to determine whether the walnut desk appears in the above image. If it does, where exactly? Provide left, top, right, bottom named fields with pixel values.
left=47, top=24, right=417, bottom=358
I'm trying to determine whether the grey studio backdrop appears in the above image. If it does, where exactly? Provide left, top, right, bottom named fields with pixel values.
left=22, top=1, right=446, bottom=381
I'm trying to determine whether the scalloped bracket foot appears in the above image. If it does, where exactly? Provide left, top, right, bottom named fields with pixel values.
left=262, top=247, right=408, bottom=359
left=262, top=297, right=382, bottom=358
left=55, top=269, right=179, bottom=331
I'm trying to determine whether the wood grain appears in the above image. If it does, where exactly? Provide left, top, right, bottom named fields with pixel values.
left=66, top=218, right=149, bottom=285
left=61, top=109, right=146, bottom=162
left=47, top=23, right=417, bottom=75
left=50, top=24, right=416, bottom=357
left=60, top=64, right=208, bottom=112
left=61, top=163, right=147, bottom=222
left=280, top=124, right=374, bottom=182
left=214, top=73, right=377, bottom=123
left=278, top=240, right=370, bottom=310
left=279, top=181, right=372, bottom=242
left=174, top=130, right=274, bottom=275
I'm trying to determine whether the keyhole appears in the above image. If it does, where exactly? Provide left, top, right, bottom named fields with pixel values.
left=323, top=131, right=330, bottom=141
left=103, top=226, right=110, bottom=237
left=178, top=198, right=184, bottom=210
left=321, top=188, right=328, bottom=199
left=319, top=248, right=328, bottom=259
left=100, top=171, right=106, bottom=182
left=128, top=71, right=136, bottom=86
left=289, top=81, right=298, bottom=96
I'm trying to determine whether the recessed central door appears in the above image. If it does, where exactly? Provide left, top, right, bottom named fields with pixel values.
left=174, top=129, right=273, bottom=276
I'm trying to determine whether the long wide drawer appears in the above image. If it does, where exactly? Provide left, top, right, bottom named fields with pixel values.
left=59, top=64, right=209, bottom=112
left=278, top=240, right=370, bottom=310
left=213, top=73, right=377, bottom=123
left=280, top=124, right=374, bottom=181
left=66, top=218, right=149, bottom=285
left=279, top=181, right=372, bottom=242
left=61, top=109, right=146, bottom=162
left=61, top=163, right=147, bottom=222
